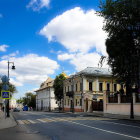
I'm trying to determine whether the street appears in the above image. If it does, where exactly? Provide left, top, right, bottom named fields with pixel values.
left=0, top=111, right=140, bottom=140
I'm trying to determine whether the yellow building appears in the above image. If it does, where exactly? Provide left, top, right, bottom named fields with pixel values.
left=63, top=67, right=122, bottom=112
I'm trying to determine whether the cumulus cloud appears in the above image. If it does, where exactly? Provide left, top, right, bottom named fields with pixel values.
left=0, top=53, right=59, bottom=86
left=27, top=0, right=50, bottom=11
left=58, top=53, right=74, bottom=61
left=0, top=44, right=9, bottom=52
left=58, top=52, right=108, bottom=71
left=40, top=7, right=107, bottom=55
left=1, top=51, right=19, bottom=59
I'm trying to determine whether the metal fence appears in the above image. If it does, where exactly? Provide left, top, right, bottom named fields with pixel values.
left=120, top=95, right=131, bottom=103
left=136, top=94, right=140, bottom=103
left=108, top=96, right=118, bottom=103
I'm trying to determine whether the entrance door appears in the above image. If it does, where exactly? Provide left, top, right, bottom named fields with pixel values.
left=70, top=100, right=72, bottom=112
left=41, top=100, right=43, bottom=111
left=86, top=98, right=88, bottom=112
left=92, top=100, right=103, bottom=111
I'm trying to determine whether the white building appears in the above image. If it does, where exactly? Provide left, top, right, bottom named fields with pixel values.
left=9, top=97, right=17, bottom=109
left=35, top=77, right=58, bottom=111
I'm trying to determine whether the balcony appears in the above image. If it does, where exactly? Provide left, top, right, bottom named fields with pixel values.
left=66, top=91, right=74, bottom=97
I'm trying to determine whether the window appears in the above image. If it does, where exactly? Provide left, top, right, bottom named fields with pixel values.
left=71, top=85, right=74, bottom=91
left=121, top=84, right=123, bottom=89
left=89, top=82, right=92, bottom=91
left=107, top=83, right=110, bottom=91
left=99, top=83, right=103, bottom=91
left=65, top=87, right=66, bottom=93
left=75, top=99, right=78, bottom=106
left=80, top=99, right=82, bottom=106
left=114, top=84, right=117, bottom=92
left=68, top=86, right=69, bottom=92
left=68, top=99, right=69, bottom=106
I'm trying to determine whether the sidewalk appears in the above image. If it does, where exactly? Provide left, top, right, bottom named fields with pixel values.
left=0, top=110, right=17, bottom=130
left=66, top=111, right=140, bottom=121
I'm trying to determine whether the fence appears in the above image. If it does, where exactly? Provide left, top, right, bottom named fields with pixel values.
left=104, top=92, right=140, bottom=116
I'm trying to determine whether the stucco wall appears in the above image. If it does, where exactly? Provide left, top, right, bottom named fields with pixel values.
left=104, top=93, right=140, bottom=116
left=36, top=87, right=58, bottom=111
left=105, top=103, right=140, bottom=116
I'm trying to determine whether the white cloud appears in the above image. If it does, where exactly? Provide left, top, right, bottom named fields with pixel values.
left=0, top=53, right=59, bottom=86
left=0, top=44, right=9, bottom=52
left=10, top=78, right=23, bottom=87
left=27, top=0, right=50, bottom=11
left=58, top=53, right=74, bottom=61
left=40, top=7, right=107, bottom=55
left=58, top=52, right=108, bottom=71
left=1, top=51, right=19, bottom=59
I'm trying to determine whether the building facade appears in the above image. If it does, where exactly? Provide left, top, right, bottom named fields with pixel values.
left=63, top=67, right=122, bottom=112
left=9, top=97, right=17, bottom=109
left=35, top=77, right=58, bottom=111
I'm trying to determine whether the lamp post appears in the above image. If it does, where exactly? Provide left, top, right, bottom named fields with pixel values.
left=7, top=61, right=15, bottom=117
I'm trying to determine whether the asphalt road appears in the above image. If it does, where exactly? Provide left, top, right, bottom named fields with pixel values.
left=0, top=111, right=140, bottom=140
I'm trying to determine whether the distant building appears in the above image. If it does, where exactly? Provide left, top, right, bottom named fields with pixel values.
left=9, top=97, right=17, bottom=109
left=35, top=77, right=58, bottom=111
left=63, top=67, right=122, bottom=112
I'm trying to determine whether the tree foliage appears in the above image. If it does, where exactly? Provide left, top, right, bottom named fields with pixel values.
left=0, top=82, right=17, bottom=96
left=17, top=92, right=36, bottom=109
left=98, top=0, right=140, bottom=93
left=53, top=74, right=66, bottom=101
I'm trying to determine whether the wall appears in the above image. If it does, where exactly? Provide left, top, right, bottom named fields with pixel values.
left=104, top=92, right=140, bottom=116
left=36, top=87, right=58, bottom=111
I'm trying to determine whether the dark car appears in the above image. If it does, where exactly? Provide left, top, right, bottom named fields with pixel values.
left=13, top=108, right=20, bottom=112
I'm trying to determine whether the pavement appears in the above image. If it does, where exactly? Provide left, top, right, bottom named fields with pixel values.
left=0, top=110, right=17, bottom=130
left=64, top=111, right=140, bottom=121
left=1, top=111, right=140, bottom=140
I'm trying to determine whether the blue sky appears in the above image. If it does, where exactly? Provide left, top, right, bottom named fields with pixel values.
left=0, top=0, right=108, bottom=99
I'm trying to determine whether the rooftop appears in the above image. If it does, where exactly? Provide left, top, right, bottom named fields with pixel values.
left=75, top=67, right=112, bottom=77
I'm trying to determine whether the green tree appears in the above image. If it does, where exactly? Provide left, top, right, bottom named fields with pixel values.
left=0, top=82, right=17, bottom=97
left=98, top=0, right=140, bottom=94
left=17, top=92, right=36, bottom=109
left=23, top=92, right=36, bottom=108
left=53, top=73, right=66, bottom=110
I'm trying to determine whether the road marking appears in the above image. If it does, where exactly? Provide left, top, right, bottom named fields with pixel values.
left=98, top=120, right=140, bottom=129
left=22, top=120, right=30, bottom=124
left=28, top=120, right=36, bottom=124
left=17, top=120, right=24, bottom=124
left=51, top=117, right=140, bottom=140
left=37, top=119, right=47, bottom=123
left=43, top=118, right=56, bottom=122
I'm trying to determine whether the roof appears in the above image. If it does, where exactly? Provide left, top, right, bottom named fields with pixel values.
left=75, top=67, right=112, bottom=77
left=35, top=77, right=54, bottom=92
left=61, top=72, right=69, bottom=78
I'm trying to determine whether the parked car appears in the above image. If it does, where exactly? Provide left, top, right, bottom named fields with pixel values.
left=13, top=108, right=20, bottom=112
left=23, top=105, right=28, bottom=111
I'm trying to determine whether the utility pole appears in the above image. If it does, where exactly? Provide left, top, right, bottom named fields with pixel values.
left=7, top=61, right=15, bottom=117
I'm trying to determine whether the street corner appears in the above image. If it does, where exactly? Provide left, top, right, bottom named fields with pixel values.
left=0, top=111, right=17, bottom=130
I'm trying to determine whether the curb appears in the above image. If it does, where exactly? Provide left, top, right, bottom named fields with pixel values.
left=63, top=111, right=140, bottom=122
left=0, top=112, right=17, bottom=130
left=10, top=112, right=18, bottom=125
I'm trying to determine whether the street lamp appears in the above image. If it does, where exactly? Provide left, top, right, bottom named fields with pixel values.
left=6, top=61, right=15, bottom=117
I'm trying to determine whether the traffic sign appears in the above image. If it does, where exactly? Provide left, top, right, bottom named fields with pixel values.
left=2, top=84, right=9, bottom=90
left=1, top=90, right=11, bottom=99
left=1, top=75, right=9, bottom=83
